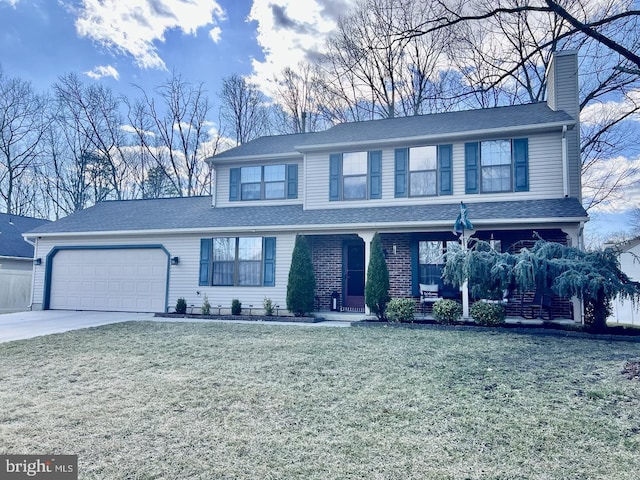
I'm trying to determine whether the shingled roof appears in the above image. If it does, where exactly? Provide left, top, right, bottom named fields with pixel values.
left=0, top=213, right=50, bottom=258
left=26, top=196, right=587, bottom=236
left=212, top=102, right=575, bottom=160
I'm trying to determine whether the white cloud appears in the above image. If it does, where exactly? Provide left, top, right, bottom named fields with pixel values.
left=581, top=90, right=640, bottom=126
left=73, top=0, right=226, bottom=70
left=209, top=26, right=222, bottom=43
left=246, top=0, right=355, bottom=95
left=583, top=154, right=640, bottom=213
left=84, top=65, right=120, bottom=80
left=0, top=0, right=19, bottom=6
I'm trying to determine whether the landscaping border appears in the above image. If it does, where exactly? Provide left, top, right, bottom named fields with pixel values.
left=154, top=313, right=323, bottom=323
left=351, top=320, right=640, bottom=342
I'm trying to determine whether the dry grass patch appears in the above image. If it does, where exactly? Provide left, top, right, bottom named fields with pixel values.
left=1, top=322, right=640, bottom=479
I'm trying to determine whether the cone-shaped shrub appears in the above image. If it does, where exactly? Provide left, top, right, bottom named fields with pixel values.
left=365, top=233, right=390, bottom=320
left=287, top=234, right=316, bottom=316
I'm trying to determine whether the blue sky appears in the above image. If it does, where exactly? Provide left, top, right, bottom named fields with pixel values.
left=0, top=0, right=266, bottom=98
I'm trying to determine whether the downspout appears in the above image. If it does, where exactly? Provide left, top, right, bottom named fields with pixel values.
left=211, top=165, right=217, bottom=207
left=23, top=236, right=37, bottom=310
left=562, top=125, right=569, bottom=197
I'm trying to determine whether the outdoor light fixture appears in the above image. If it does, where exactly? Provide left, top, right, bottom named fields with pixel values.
left=170, top=256, right=179, bottom=265
left=33, top=258, right=42, bottom=266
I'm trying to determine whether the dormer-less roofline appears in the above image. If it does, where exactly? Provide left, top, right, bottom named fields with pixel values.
left=295, top=120, right=576, bottom=153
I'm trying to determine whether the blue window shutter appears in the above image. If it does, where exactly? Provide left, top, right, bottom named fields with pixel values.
left=229, top=168, right=241, bottom=201
left=369, top=151, right=382, bottom=199
left=329, top=154, right=342, bottom=201
left=410, top=238, right=419, bottom=296
left=287, top=164, right=298, bottom=199
left=263, top=237, right=276, bottom=286
left=513, top=138, right=529, bottom=192
left=465, top=142, right=479, bottom=194
left=199, top=238, right=212, bottom=286
left=439, top=144, right=453, bottom=195
left=394, top=148, right=408, bottom=198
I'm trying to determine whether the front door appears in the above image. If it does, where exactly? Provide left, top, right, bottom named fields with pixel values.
left=343, top=240, right=365, bottom=309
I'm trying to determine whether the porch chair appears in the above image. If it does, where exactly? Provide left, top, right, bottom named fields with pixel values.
left=520, top=290, right=553, bottom=320
left=420, top=283, right=443, bottom=314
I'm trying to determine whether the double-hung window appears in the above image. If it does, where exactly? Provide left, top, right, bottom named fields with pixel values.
left=395, top=144, right=452, bottom=197
left=409, top=146, right=438, bottom=196
left=465, top=138, right=529, bottom=194
left=342, top=152, right=368, bottom=200
left=480, top=140, right=512, bottom=192
left=230, top=164, right=297, bottom=201
left=199, top=237, right=276, bottom=287
left=329, top=151, right=382, bottom=201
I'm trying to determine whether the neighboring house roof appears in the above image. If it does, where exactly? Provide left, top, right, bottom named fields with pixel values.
left=26, top=196, right=588, bottom=237
left=0, top=212, right=50, bottom=258
left=211, top=103, right=575, bottom=160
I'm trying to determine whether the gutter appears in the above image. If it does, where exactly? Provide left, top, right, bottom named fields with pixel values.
left=25, top=215, right=590, bottom=238
left=295, top=121, right=576, bottom=153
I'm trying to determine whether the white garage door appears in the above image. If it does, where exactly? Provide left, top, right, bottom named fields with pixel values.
left=49, top=248, right=168, bottom=312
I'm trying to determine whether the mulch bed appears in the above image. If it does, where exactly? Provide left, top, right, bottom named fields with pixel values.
left=154, top=313, right=323, bottom=323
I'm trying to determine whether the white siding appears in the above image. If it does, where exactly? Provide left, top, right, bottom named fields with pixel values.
left=33, top=231, right=297, bottom=313
left=215, top=159, right=304, bottom=208
left=304, top=132, right=565, bottom=210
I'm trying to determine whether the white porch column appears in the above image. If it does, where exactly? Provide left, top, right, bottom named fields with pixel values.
left=359, top=232, right=375, bottom=315
left=461, top=234, right=470, bottom=319
left=563, top=224, right=585, bottom=323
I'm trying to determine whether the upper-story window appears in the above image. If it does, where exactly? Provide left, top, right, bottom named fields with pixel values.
left=465, top=138, right=528, bottom=194
left=395, top=144, right=452, bottom=198
left=481, top=140, right=512, bottom=192
left=230, top=164, right=298, bottom=201
left=342, top=152, right=368, bottom=199
left=409, top=146, right=438, bottom=196
left=329, top=151, right=381, bottom=201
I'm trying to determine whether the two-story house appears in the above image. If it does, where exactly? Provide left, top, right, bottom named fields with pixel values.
left=25, top=51, right=588, bottom=320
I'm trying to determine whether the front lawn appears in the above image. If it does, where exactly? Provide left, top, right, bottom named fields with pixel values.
left=1, top=321, right=640, bottom=479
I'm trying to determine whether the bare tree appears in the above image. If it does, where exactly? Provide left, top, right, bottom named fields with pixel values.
left=272, top=63, right=327, bottom=134
left=387, top=0, right=640, bottom=211
left=219, top=74, right=270, bottom=145
left=321, top=0, right=451, bottom=120
left=53, top=74, right=129, bottom=201
left=0, top=68, right=48, bottom=214
left=127, top=72, right=215, bottom=197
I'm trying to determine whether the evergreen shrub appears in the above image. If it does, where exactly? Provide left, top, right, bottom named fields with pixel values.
left=385, top=298, right=416, bottom=323
left=231, top=299, right=242, bottom=315
left=286, top=235, right=316, bottom=316
left=470, top=301, right=506, bottom=326
left=263, top=298, right=274, bottom=316
left=175, top=297, right=187, bottom=314
left=365, top=233, right=390, bottom=320
left=432, top=299, right=462, bottom=325
left=201, top=295, right=211, bottom=315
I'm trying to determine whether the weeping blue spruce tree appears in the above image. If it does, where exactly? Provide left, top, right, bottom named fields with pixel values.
left=443, top=239, right=640, bottom=331
left=365, top=233, right=390, bottom=320
left=286, top=234, right=316, bottom=316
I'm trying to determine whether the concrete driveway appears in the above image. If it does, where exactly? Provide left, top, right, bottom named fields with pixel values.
left=0, top=310, right=156, bottom=343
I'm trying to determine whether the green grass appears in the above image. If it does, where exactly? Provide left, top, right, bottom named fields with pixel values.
left=2, top=321, right=640, bottom=479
